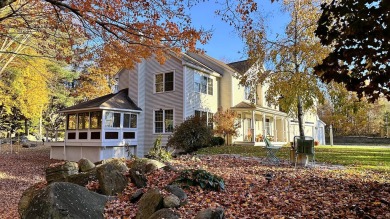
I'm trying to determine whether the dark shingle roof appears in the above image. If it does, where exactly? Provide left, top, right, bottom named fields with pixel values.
left=227, top=60, right=253, bottom=75
left=61, top=89, right=141, bottom=113
left=185, top=52, right=237, bottom=76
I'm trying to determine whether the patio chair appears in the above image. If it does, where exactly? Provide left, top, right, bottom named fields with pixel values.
left=294, top=136, right=315, bottom=168
left=264, top=137, right=282, bottom=163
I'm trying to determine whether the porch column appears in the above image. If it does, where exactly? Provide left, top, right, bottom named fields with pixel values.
left=262, top=114, right=266, bottom=136
left=251, top=110, right=256, bottom=143
left=273, top=116, right=277, bottom=141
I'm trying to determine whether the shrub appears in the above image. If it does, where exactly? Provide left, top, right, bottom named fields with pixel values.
left=173, top=169, right=225, bottom=191
left=210, top=136, right=225, bottom=146
left=146, top=135, right=172, bottom=162
left=167, top=115, right=213, bottom=153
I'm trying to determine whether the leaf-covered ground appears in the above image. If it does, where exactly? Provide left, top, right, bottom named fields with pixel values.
left=1, top=145, right=389, bottom=218
left=0, top=144, right=59, bottom=218
left=106, top=155, right=390, bottom=218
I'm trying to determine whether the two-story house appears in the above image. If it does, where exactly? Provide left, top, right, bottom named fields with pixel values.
left=50, top=52, right=325, bottom=162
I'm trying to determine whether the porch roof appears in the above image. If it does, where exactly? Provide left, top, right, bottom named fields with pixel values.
left=60, top=89, right=142, bottom=113
left=231, top=102, right=288, bottom=117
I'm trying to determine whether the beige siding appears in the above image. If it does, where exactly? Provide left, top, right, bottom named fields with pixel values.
left=219, top=72, right=232, bottom=109
left=184, top=67, right=219, bottom=118
left=231, top=76, right=245, bottom=106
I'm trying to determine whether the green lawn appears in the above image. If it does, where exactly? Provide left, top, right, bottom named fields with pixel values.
left=197, top=145, right=390, bottom=172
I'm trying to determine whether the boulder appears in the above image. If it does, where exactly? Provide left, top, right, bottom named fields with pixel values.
left=194, top=207, right=225, bottom=219
left=148, top=208, right=180, bottom=219
left=165, top=185, right=187, bottom=205
left=45, top=161, right=79, bottom=184
left=130, top=189, right=144, bottom=203
left=163, top=194, right=181, bottom=208
left=136, top=188, right=163, bottom=219
left=66, top=169, right=97, bottom=187
left=18, top=183, right=45, bottom=217
left=21, top=182, right=110, bottom=219
left=130, top=158, right=165, bottom=174
left=129, top=168, right=148, bottom=188
left=78, top=158, right=95, bottom=172
left=96, top=159, right=129, bottom=196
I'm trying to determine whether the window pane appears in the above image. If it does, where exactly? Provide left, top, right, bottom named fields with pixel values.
left=155, top=110, right=163, bottom=133
left=195, top=110, right=201, bottom=117
left=67, top=114, right=76, bottom=130
left=165, top=81, right=174, bottom=91
left=208, top=112, right=213, bottom=128
left=194, top=74, right=201, bottom=92
left=155, top=83, right=164, bottom=92
left=78, top=113, right=90, bottom=129
left=208, top=78, right=213, bottom=95
left=201, top=76, right=207, bottom=93
left=123, top=132, right=135, bottom=139
left=165, top=72, right=174, bottom=91
left=155, top=74, right=164, bottom=92
left=90, top=111, right=102, bottom=129
left=105, top=132, right=119, bottom=139
left=123, top=114, right=130, bottom=128
left=113, top=113, right=121, bottom=127
left=155, top=122, right=163, bottom=133
left=130, top=114, right=137, bottom=128
left=165, top=110, right=174, bottom=132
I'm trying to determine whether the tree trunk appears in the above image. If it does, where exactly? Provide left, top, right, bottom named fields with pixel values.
left=24, top=119, right=29, bottom=135
left=297, top=96, right=305, bottom=137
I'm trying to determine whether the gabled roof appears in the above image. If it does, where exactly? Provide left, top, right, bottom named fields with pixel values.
left=185, top=52, right=237, bottom=76
left=60, top=89, right=141, bottom=113
left=231, top=101, right=256, bottom=109
left=227, top=60, right=253, bottom=75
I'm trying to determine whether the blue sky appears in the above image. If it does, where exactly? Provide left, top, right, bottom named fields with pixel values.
left=188, top=1, right=290, bottom=63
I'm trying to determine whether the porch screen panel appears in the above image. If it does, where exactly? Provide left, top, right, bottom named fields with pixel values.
left=105, top=112, right=120, bottom=128
left=123, top=114, right=130, bottom=128
left=78, top=112, right=90, bottom=129
left=130, top=114, right=137, bottom=128
left=90, top=111, right=102, bottom=129
left=67, top=114, right=76, bottom=130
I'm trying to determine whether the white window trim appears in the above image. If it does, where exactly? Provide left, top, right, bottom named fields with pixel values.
left=153, top=109, right=175, bottom=134
left=154, top=70, right=175, bottom=93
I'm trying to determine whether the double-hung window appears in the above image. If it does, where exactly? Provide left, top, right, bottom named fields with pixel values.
left=194, top=110, right=213, bottom=128
left=154, top=109, right=174, bottom=133
left=155, top=72, right=174, bottom=93
left=194, top=73, right=213, bottom=95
